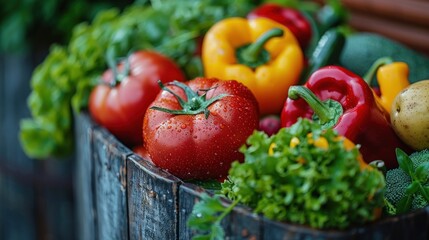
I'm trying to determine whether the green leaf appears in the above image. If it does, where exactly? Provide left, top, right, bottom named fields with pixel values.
left=415, top=162, right=429, bottom=183
left=405, top=181, right=419, bottom=195
left=418, top=184, right=429, bottom=202
left=396, top=194, right=413, bottom=214
left=396, top=148, right=415, bottom=178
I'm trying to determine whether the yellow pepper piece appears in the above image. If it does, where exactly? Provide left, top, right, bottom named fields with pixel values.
left=313, top=137, right=329, bottom=150
left=306, top=133, right=328, bottom=150
left=376, top=62, right=410, bottom=113
left=202, top=17, right=304, bottom=115
left=289, top=137, right=300, bottom=148
left=268, top=143, right=277, bottom=156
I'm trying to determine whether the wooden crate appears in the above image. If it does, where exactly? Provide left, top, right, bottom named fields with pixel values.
left=74, top=112, right=429, bottom=240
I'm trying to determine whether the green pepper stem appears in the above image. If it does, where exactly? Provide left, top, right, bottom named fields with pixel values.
left=236, top=28, right=284, bottom=68
left=363, top=57, right=394, bottom=85
left=288, top=86, right=340, bottom=126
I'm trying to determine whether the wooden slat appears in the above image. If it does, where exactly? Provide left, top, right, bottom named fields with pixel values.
left=74, top=112, right=97, bottom=240
left=178, top=183, right=205, bottom=240
left=93, top=127, right=131, bottom=240
left=127, top=154, right=180, bottom=240
left=229, top=206, right=262, bottom=240
left=342, top=0, right=429, bottom=28
left=347, top=11, right=429, bottom=55
left=262, top=206, right=429, bottom=239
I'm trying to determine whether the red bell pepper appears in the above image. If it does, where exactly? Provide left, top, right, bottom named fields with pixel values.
left=247, top=3, right=312, bottom=49
left=281, top=66, right=410, bottom=169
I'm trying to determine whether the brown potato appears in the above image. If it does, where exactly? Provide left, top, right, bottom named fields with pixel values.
left=391, top=80, right=429, bottom=150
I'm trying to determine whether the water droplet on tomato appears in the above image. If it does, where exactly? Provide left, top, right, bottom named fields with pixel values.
left=181, top=124, right=187, bottom=129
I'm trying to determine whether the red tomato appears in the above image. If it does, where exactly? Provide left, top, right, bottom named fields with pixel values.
left=143, top=77, right=259, bottom=180
left=89, top=51, right=186, bottom=146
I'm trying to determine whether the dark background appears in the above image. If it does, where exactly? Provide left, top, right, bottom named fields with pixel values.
left=0, top=1, right=134, bottom=239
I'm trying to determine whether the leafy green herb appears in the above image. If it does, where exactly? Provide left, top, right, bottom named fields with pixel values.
left=188, top=118, right=385, bottom=238
left=19, top=0, right=257, bottom=159
left=187, top=193, right=239, bottom=240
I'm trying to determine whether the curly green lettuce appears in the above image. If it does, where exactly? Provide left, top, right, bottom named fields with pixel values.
left=188, top=119, right=386, bottom=239
left=222, top=118, right=385, bottom=229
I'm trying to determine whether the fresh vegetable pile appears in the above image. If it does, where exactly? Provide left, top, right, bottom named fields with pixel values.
left=19, top=0, right=429, bottom=237
left=188, top=118, right=385, bottom=238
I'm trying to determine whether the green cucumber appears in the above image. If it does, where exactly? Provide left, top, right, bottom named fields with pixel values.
left=339, top=33, right=429, bottom=84
left=299, top=28, right=345, bottom=84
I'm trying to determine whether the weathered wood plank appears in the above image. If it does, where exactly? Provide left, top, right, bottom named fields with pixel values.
left=178, top=183, right=206, bottom=240
left=263, top=218, right=355, bottom=240
left=262, top=206, right=429, bottom=240
left=229, top=206, right=261, bottom=240
left=74, top=112, right=97, bottom=240
left=93, top=127, right=131, bottom=240
left=356, top=207, right=429, bottom=240
left=127, top=154, right=181, bottom=240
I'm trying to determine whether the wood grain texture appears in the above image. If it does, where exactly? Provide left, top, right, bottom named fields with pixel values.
left=342, top=0, right=429, bottom=28
left=262, top=207, right=429, bottom=240
left=178, top=183, right=205, bottom=240
left=74, top=112, right=97, bottom=240
left=93, top=127, right=132, bottom=240
left=229, top=206, right=261, bottom=240
left=127, top=154, right=180, bottom=240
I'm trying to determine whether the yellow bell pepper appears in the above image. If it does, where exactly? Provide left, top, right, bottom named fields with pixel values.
left=377, top=62, right=410, bottom=113
left=364, top=57, right=410, bottom=113
left=202, top=17, right=304, bottom=115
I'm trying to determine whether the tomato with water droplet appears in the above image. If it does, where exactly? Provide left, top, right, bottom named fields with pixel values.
left=89, top=51, right=186, bottom=147
left=143, top=77, right=259, bottom=180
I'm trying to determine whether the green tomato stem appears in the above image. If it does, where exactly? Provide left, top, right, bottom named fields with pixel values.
left=151, top=80, right=229, bottom=119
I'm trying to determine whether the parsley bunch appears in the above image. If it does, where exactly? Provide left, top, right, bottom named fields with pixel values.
left=188, top=119, right=385, bottom=238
